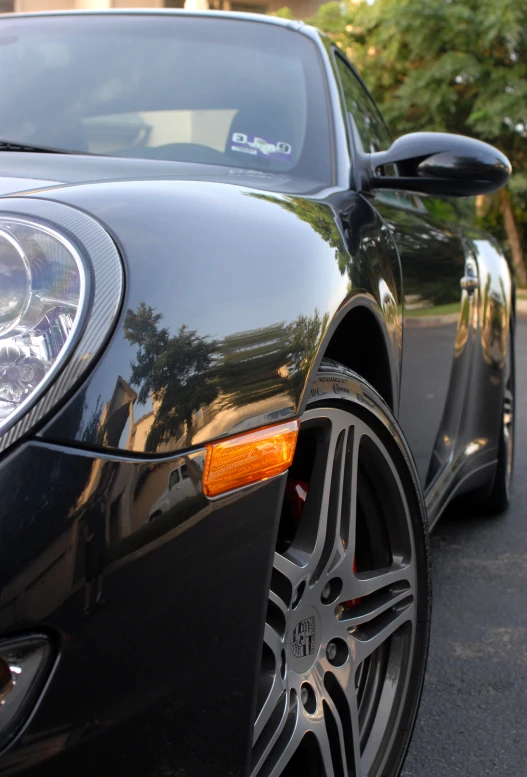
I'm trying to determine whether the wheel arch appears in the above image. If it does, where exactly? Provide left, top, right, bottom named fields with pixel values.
left=301, top=296, right=400, bottom=416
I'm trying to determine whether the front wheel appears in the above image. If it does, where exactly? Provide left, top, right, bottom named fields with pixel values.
left=251, top=361, right=431, bottom=777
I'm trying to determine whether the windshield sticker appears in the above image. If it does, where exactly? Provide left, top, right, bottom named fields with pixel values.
left=230, top=133, right=292, bottom=162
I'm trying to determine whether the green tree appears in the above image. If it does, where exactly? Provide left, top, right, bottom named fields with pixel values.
left=249, top=192, right=350, bottom=274
left=124, top=303, right=219, bottom=450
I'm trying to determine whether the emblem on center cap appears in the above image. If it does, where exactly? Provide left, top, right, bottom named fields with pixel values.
left=290, top=616, right=316, bottom=658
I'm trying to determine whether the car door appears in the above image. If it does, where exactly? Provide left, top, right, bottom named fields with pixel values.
left=334, top=53, right=477, bottom=489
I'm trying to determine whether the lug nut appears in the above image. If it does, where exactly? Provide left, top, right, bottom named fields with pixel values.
left=320, top=578, right=343, bottom=604
left=300, top=682, right=316, bottom=713
left=326, top=638, right=349, bottom=667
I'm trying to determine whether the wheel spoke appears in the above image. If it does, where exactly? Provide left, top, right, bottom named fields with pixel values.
left=316, top=712, right=341, bottom=777
left=353, top=561, right=415, bottom=600
left=254, top=663, right=285, bottom=743
left=252, top=691, right=289, bottom=772
left=268, top=589, right=289, bottom=620
left=295, top=409, right=363, bottom=585
left=350, top=598, right=415, bottom=664
left=346, top=686, right=362, bottom=777
left=273, top=551, right=307, bottom=592
left=321, top=671, right=362, bottom=777
left=263, top=622, right=282, bottom=665
left=328, top=423, right=360, bottom=574
left=252, top=694, right=303, bottom=777
left=337, top=579, right=413, bottom=630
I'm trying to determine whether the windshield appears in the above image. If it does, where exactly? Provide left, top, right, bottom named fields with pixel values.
left=0, top=13, right=332, bottom=183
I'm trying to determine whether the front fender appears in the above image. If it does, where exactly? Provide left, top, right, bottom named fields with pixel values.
left=7, top=180, right=401, bottom=455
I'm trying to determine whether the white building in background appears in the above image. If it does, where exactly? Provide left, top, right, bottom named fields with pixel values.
left=2, top=0, right=330, bottom=21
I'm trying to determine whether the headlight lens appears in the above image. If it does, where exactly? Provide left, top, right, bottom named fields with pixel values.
left=0, top=218, right=85, bottom=433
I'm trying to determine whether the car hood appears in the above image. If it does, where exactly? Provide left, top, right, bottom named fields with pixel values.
left=0, top=151, right=327, bottom=196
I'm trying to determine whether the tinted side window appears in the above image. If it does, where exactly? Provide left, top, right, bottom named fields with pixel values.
left=335, top=54, right=391, bottom=153
left=335, top=53, right=423, bottom=210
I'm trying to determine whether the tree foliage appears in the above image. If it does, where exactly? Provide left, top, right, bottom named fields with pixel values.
left=124, top=303, right=219, bottom=449
left=280, top=0, right=527, bottom=281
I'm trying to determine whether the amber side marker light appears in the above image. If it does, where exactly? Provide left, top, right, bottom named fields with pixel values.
left=203, top=419, right=300, bottom=498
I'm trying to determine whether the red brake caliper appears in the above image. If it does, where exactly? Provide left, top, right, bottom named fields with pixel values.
left=285, top=479, right=360, bottom=606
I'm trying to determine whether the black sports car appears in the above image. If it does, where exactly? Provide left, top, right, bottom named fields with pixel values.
left=0, top=10, right=514, bottom=777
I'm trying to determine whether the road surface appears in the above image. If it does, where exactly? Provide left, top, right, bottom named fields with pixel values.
left=403, top=317, right=527, bottom=777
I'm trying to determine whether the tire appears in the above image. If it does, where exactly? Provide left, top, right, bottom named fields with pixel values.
left=251, top=360, right=431, bottom=777
left=482, top=323, right=515, bottom=515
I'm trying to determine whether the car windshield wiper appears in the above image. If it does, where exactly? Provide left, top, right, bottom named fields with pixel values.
left=0, top=139, right=86, bottom=155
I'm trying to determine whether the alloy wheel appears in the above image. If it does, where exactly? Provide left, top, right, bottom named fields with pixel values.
left=251, top=398, right=424, bottom=777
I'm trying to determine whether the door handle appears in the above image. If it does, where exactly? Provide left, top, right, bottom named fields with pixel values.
left=461, top=259, right=478, bottom=294
left=460, top=275, right=479, bottom=293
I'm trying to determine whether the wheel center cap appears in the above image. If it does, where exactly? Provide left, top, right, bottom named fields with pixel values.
left=288, top=604, right=322, bottom=674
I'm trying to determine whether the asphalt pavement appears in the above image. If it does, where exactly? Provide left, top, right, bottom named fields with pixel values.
left=403, top=317, right=527, bottom=777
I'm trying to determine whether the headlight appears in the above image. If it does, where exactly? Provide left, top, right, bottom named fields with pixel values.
left=0, top=198, right=123, bottom=455
left=0, top=218, right=85, bottom=434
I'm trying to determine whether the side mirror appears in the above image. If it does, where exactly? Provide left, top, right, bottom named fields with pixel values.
left=362, top=132, right=511, bottom=197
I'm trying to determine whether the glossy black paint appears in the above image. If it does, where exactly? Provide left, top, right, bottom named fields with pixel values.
left=375, top=198, right=469, bottom=484
left=366, top=132, right=512, bottom=196
left=0, top=10, right=514, bottom=777
left=0, top=440, right=285, bottom=776
left=379, top=200, right=512, bottom=517
left=33, top=180, right=401, bottom=456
